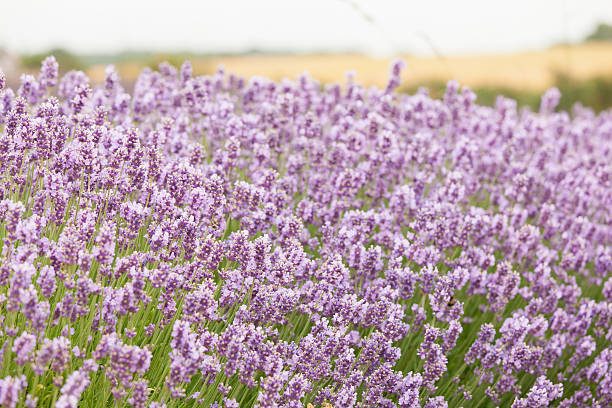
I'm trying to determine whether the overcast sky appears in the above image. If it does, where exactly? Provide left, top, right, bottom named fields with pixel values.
left=2, top=0, right=612, bottom=56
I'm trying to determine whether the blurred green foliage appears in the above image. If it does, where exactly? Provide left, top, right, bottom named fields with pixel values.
left=400, top=73, right=612, bottom=113
left=20, top=48, right=85, bottom=72
left=554, top=73, right=612, bottom=112
left=586, top=23, right=612, bottom=41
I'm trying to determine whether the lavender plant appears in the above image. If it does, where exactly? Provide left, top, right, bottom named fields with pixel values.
left=0, top=55, right=610, bottom=407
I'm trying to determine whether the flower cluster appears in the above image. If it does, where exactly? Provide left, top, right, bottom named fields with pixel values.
left=0, top=55, right=610, bottom=407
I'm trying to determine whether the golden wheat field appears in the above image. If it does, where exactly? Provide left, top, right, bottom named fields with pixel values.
left=87, top=42, right=612, bottom=91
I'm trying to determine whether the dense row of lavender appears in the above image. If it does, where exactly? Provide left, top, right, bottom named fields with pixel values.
left=0, top=56, right=610, bottom=408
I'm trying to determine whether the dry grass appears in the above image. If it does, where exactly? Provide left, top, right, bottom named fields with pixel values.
left=87, top=42, right=612, bottom=91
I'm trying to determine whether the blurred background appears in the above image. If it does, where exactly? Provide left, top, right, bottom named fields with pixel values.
left=2, top=0, right=612, bottom=111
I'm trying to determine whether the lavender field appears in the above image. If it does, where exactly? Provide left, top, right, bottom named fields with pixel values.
left=0, top=56, right=610, bottom=408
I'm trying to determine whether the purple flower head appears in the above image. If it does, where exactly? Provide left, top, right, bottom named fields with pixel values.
left=17, top=73, right=40, bottom=104
left=0, top=376, right=26, bottom=408
left=39, top=55, right=59, bottom=90
left=424, top=396, right=448, bottom=408
left=12, top=331, right=36, bottom=365
left=56, top=368, right=94, bottom=408
left=512, top=376, right=563, bottom=408
left=539, top=87, right=561, bottom=114
left=37, top=265, right=57, bottom=298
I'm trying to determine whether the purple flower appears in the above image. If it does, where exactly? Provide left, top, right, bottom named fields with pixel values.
left=55, top=367, right=96, bottom=408
left=0, top=376, right=26, bottom=408
left=512, top=376, right=563, bottom=408
left=12, top=331, right=36, bottom=365
left=39, top=55, right=59, bottom=90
